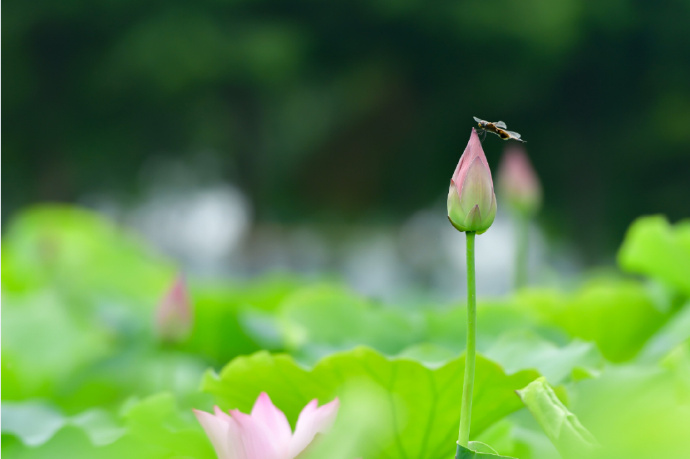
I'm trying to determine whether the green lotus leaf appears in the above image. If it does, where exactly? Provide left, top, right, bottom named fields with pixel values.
left=202, top=346, right=537, bottom=458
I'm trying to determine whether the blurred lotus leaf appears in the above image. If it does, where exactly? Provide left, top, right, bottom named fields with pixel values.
left=202, top=346, right=538, bottom=458
left=516, top=280, right=669, bottom=362
left=618, top=215, right=690, bottom=296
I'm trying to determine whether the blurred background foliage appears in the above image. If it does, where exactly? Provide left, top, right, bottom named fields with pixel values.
left=4, top=0, right=690, bottom=258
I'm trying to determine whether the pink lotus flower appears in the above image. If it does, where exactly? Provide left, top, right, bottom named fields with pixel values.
left=447, top=128, right=497, bottom=234
left=155, top=275, right=193, bottom=343
left=194, top=393, right=340, bottom=459
left=497, top=144, right=542, bottom=216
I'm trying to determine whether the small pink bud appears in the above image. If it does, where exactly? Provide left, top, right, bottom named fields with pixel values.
left=497, top=144, right=542, bottom=216
left=194, top=392, right=340, bottom=459
left=155, top=275, right=193, bottom=343
left=447, top=128, right=497, bottom=234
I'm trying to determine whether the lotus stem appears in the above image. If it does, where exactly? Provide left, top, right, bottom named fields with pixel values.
left=458, top=231, right=477, bottom=448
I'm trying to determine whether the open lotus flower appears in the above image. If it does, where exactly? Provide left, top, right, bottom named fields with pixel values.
left=497, top=144, right=542, bottom=216
left=194, top=392, right=340, bottom=459
left=155, top=274, right=193, bottom=343
left=447, top=128, right=497, bottom=234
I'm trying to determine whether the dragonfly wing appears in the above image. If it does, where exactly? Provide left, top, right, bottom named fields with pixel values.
left=495, top=121, right=507, bottom=128
left=506, top=130, right=522, bottom=139
left=473, top=116, right=486, bottom=123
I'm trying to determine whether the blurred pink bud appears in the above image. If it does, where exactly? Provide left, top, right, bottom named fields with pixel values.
left=194, top=392, right=340, bottom=459
left=155, top=275, right=193, bottom=343
left=497, top=144, right=542, bottom=215
left=447, top=128, right=497, bottom=234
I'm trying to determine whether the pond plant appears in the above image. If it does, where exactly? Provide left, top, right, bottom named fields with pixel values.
left=447, top=128, right=499, bottom=457
left=497, top=145, right=542, bottom=289
left=2, top=136, right=690, bottom=458
left=194, top=392, right=339, bottom=459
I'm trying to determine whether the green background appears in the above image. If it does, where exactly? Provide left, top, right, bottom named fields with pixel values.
left=4, top=0, right=690, bottom=257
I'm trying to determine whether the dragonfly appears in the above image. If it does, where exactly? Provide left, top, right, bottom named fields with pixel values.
left=473, top=117, right=526, bottom=143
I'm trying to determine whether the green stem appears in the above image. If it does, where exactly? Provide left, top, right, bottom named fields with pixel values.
left=515, top=214, right=529, bottom=289
left=458, top=231, right=476, bottom=448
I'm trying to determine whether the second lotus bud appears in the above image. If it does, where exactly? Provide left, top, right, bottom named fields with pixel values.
left=497, top=144, right=542, bottom=216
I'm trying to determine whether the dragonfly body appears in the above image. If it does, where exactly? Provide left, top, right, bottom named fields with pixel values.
left=473, top=117, right=525, bottom=143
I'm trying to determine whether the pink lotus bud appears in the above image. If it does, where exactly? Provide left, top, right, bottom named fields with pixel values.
left=497, top=144, right=542, bottom=215
left=447, top=128, right=497, bottom=234
left=194, top=392, right=340, bottom=459
left=155, top=275, right=193, bottom=343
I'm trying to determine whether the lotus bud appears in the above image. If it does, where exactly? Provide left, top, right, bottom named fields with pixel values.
left=155, top=275, right=193, bottom=343
left=497, top=145, right=542, bottom=216
left=447, top=128, right=497, bottom=234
